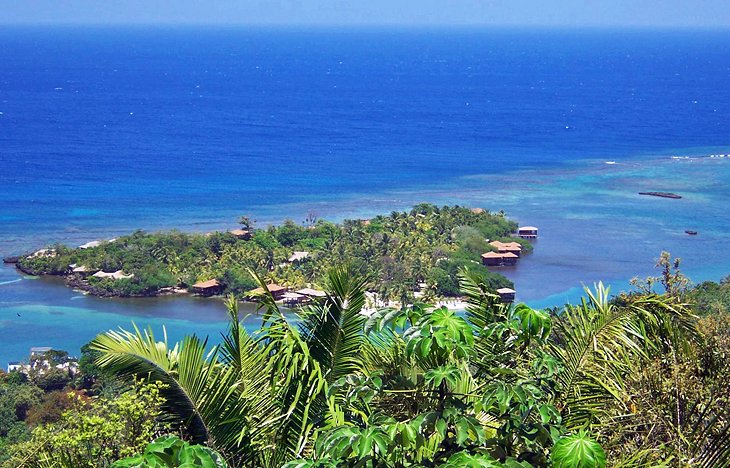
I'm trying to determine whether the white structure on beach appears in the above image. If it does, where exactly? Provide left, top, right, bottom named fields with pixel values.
left=288, top=251, right=310, bottom=263
left=92, top=270, right=134, bottom=280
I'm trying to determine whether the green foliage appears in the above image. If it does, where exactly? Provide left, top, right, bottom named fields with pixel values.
left=76, top=343, right=121, bottom=394
left=221, top=266, right=258, bottom=294
left=29, top=367, right=71, bottom=392
left=3, top=380, right=168, bottom=468
left=603, top=310, right=730, bottom=466
left=0, top=382, right=42, bottom=436
left=404, top=306, right=474, bottom=361
left=274, top=220, right=309, bottom=247
left=688, top=275, right=730, bottom=316
left=441, top=451, right=532, bottom=467
left=551, top=431, right=606, bottom=468
left=630, top=251, right=690, bottom=297
left=85, top=264, right=720, bottom=467
left=10, top=249, right=730, bottom=468
left=111, top=435, right=226, bottom=467
left=24, top=390, right=76, bottom=427
left=430, top=258, right=512, bottom=297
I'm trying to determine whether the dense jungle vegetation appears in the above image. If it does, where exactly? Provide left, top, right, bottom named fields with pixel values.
left=2, top=255, right=730, bottom=467
left=16, top=205, right=523, bottom=301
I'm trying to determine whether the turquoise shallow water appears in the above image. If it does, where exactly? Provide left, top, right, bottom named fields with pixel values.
left=0, top=264, right=262, bottom=364
left=1, top=152, right=729, bottom=365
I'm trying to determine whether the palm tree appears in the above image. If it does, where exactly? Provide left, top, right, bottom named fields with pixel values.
left=91, top=265, right=372, bottom=466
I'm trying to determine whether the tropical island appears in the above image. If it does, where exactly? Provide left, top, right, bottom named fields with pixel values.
left=12, top=204, right=533, bottom=304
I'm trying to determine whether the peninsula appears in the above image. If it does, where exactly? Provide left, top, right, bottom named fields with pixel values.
left=12, top=204, right=533, bottom=303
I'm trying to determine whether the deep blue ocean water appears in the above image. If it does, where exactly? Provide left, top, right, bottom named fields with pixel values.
left=1, top=27, right=730, bottom=364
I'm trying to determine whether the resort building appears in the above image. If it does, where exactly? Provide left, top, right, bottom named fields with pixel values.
left=92, top=270, right=134, bottom=280
left=470, top=207, right=486, bottom=214
left=282, top=287, right=327, bottom=307
left=496, top=287, right=516, bottom=303
left=503, top=245, right=522, bottom=257
left=489, top=241, right=523, bottom=257
left=517, top=226, right=539, bottom=239
left=481, top=252, right=505, bottom=266
left=282, top=292, right=307, bottom=306
left=249, top=283, right=288, bottom=301
left=79, top=240, right=101, bottom=249
left=30, top=347, right=53, bottom=357
left=288, top=251, right=310, bottom=263
left=69, top=264, right=91, bottom=276
left=8, top=348, right=80, bottom=376
left=191, top=279, right=223, bottom=296
left=296, top=287, right=327, bottom=299
left=30, top=249, right=56, bottom=258
left=229, top=229, right=252, bottom=240
left=501, top=252, right=519, bottom=266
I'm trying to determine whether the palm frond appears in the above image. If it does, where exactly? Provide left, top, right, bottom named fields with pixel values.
left=299, top=263, right=370, bottom=384
left=549, top=283, right=646, bottom=429
left=90, top=325, right=242, bottom=449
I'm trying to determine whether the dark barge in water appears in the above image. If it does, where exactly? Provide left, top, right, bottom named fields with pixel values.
left=638, top=192, right=682, bottom=199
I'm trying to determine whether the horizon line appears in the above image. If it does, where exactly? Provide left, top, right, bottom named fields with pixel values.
left=2, top=22, right=730, bottom=31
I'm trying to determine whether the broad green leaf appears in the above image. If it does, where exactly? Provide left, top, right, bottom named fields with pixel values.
left=551, top=431, right=606, bottom=468
left=513, top=304, right=551, bottom=342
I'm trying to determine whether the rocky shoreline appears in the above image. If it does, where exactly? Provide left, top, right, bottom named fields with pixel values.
left=64, top=275, right=184, bottom=298
left=6, top=260, right=183, bottom=298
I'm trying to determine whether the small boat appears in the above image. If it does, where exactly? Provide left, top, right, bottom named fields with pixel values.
left=685, top=230, right=698, bottom=236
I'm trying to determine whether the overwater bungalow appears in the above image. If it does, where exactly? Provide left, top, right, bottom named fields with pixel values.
left=501, top=252, right=519, bottom=266
left=296, top=287, right=327, bottom=299
left=283, top=292, right=307, bottom=306
left=496, top=287, right=516, bottom=303
left=503, top=245, right=522, bottom=257
left=191, top=279, right=223, bottom=296
left=248, top=283, right=288, bottom=300
left=517, top=226, right=538, bottom=239
left=481, top=251, right=505, bottom=266
left=489, top=241, right=523, bottom=257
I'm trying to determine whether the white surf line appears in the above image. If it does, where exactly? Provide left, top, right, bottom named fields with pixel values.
left=0, top=279, right=23, bottom=286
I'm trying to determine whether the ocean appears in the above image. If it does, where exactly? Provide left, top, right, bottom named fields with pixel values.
left=1, top=26, right=729, bottom=364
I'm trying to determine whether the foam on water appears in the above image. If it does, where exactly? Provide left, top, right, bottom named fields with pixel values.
left=0, top=279, right=23, bottom=286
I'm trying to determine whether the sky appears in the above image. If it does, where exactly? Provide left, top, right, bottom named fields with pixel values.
left=0, top=0, right=729, bottom=27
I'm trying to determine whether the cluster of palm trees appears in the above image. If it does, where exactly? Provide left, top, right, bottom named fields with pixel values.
left=90, top=264, right=729, bottom=466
